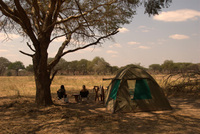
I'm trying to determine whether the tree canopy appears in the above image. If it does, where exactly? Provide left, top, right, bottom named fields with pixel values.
left=8, top=61, right=25, bottom=75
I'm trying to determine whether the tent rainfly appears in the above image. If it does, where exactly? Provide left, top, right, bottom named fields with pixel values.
left=105, top=65, right=172, bottom=113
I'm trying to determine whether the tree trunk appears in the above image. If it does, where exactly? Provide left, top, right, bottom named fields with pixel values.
left=33, top=44, right=53, bottom=106
left=34, top=68, right=53, bottom=106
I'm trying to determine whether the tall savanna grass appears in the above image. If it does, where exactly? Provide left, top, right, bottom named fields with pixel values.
left=0, top=76, right=35, bottom=97
left=1, top=74, right=198, bottom=98
left=0, top=75, right=112, bottom=97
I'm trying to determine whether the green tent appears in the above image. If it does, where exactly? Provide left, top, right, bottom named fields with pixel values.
left=105, top=65, right=172, bottom=113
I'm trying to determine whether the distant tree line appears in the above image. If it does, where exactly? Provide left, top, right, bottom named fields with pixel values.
left=1, top=57, right=199, bottom=76
left=149, top=60, right=200, bottom=74
left=48, top=56, right=119, bottom=75
left=0, top=57, right=25, bottom=76
left=0, top=56, right=120, bottom=76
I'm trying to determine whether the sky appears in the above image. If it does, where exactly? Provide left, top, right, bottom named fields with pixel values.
left=0, top=0, right=200, bottom=68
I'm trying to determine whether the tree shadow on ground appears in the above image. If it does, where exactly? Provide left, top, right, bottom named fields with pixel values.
left=0, top=94, right=200, bottom=134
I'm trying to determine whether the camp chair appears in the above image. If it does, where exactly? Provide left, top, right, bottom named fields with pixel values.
left=93, top=86, right=100, bottom=101
left=99, top=86, right=105, bottom=103
left=80, top=90, right=89, bottom=102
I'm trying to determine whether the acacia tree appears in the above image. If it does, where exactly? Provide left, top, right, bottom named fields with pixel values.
left=8, top=61, right=25, bottom=76
left=0, top=0, right=171, bottom=105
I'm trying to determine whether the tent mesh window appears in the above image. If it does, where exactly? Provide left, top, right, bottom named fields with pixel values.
left=127, top=80, right=136, bottom=99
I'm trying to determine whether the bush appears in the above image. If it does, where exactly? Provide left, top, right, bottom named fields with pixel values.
left=162, top=70, right=200, bottom=97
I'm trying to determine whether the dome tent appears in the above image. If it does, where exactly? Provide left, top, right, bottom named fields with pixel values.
left=105, top=65, right=172, bottom=113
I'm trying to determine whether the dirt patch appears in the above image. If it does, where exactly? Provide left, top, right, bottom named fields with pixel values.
left=0, top=94, right=200, bottom=134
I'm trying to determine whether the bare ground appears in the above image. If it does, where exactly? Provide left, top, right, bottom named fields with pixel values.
left=0, top=92, right=200, bottom=134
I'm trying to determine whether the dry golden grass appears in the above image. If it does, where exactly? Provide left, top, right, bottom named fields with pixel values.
left=0, top=76, right=35, bottom=97
left=0, top=75, right=112, bottom=97
left=52, top=75, right=112, bottom=92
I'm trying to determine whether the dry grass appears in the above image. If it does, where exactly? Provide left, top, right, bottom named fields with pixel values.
left=0, top=75, right=200, bottom=134
left=0, top=75, right=112, bottom=97
left=0, top=76, right=35, bottom=97
left=52, top=75, right=112, bottom=92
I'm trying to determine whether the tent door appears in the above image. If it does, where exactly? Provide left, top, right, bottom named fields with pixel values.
left=109, top=79, right=121, bottom=100
left=132, top=79, right=152, bottom=100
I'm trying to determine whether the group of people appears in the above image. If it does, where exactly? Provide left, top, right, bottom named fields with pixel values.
left=57, top=85, right=89, bottom=103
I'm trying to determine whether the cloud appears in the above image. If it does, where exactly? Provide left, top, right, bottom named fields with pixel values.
left=113, top=43, right=122, bottom=48
left=169, top=34, right=190, bottom=40
left=138, top=46, right=150, bottom=49
left=138, top=26, right=146, bottom=29
left=118, top=27, right=129, bottom=33
left=157, top=39, right=166, bottom=44
left=128, top=41, right=141, bottom=45
left=0, top=49, right=8, bottom=52
left=148, top=39, right=166, bottom=45
left=106, top=50, right=118, bottom=54
left=138, top=25, right=154, bottom=33
left=153, top=9, right=200, bottom=22
left=111, top=55, right=118, bottom=58
left=109, top=43, right=122, bottom=48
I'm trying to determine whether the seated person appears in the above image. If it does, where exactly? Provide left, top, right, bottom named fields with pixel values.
left=80, top=85, right=89, bottom=100
left=57, top=85, right=67, bottom=100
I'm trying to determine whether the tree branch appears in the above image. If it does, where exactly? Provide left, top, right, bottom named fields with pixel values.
left=55, top=1, right=116, bottom=25
left=31, top=0, right=43, bottom=33
left=14, top=0, right=38, bottom=45
left=50, top=33, right=67, bottom=43
left=19, top=50, right=33, bottom=57
left=43, top=0, right=56, bottom=27
left=50, top=19, right=82, bottom=43
left=52, top=0, right=63, bottom=23
left=74, top=0, right=95, bottom=36
left=0, top=0, right=22, bottom=25
left=27, top=42, right=36, bottom=52
left=48, top=25, right=118, bottom=78
left=62, top=30, right=119, bottom=56
left=50, top=70, right=58, bottom=84
left=48, top=33, right=72, bottom=70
